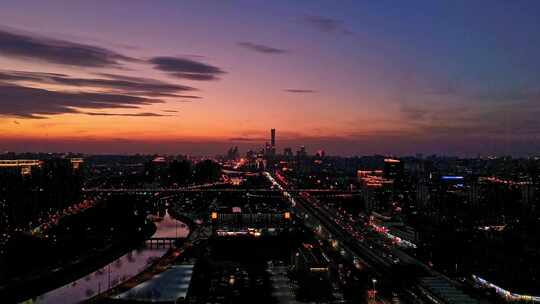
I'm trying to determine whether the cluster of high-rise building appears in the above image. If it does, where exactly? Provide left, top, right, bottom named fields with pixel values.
left=233, top=129, right=318, bottom=171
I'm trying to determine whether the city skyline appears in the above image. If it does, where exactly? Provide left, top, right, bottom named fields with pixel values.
left=2, top=1, right=540, bottom=156
left=3, top=3, right=540, bottom=303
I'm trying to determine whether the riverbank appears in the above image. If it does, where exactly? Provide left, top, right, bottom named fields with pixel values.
left=85, top=246, right=183, bottom=303
left=0, top=222, right=156, bottom=304
left=85, top=221, right=196, bottom=303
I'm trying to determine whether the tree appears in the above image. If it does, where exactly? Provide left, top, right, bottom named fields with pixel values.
left=194, top=160, right=221, bottom=183
left=168, top=160, right=193, bottom=186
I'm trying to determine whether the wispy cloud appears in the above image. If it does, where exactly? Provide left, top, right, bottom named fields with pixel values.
left=83, top=112, right=169, bottom=117
left=149, top=57, right=225, bottom=81
left=237, top=42, right=288, bottom=54
left=0, top=28, right=136, bottom=67
left=47, top=74, right=194, bottom=95
left=0, top=70, right=196, bottom=98
left=303, top=16, right=353, bottom=35
left=284, top=89, right=317, bottom=93
left=400, top=104, right=429, bottom=121
left=0, top=83, right=163, bottom=119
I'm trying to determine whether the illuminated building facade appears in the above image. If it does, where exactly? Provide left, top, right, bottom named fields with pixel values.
left=210, top=207, right=291, bottom=237
left=357, top=170, right=394, bottom=212
left=383, top=158, right=404, bottom=180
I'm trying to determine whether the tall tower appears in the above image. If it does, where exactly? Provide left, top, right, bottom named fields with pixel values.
left=271, top=128, right=276, bottom=147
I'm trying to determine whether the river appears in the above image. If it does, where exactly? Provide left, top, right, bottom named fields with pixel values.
left=30, top=211, right=188, bottom=304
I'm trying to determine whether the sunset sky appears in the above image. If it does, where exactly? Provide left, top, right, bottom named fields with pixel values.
left=2, top=1, right=540, bottom=156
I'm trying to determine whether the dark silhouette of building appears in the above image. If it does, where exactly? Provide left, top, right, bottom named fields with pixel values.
left=283, top=147, right=293, bottom=158
left=383, top=158, right=404, bottom=180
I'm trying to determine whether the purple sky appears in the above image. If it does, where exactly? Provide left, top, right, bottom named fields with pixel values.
left=1, top=1, right=540, bottom=156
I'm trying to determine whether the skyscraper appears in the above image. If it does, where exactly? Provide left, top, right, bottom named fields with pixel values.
left=271, top=129, right=276, bottom=148
left=383, top=158, right=404, bottom=180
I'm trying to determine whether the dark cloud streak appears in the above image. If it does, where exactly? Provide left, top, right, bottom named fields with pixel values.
left=149, top=57, right=225, bottom=81
left=0, top=83, right=162, bottom=119
left=0, top=70, right=196, bottom=98
left=0, top=28, right=136, bottom=67
left=47, top=75, right=194, bottom=94
left=237, top=42, right=288, bottom=54
left=303, top=16, right=353, bottom=35
left=83, top=112, right=169, bottom=117
left=284, top=89, right=317, bottom=93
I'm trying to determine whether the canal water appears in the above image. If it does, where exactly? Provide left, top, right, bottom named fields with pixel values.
left=31, top=211, right=188, bottom=304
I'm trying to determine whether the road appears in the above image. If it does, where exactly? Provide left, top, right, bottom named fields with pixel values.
left=264, top=171, right=479, bottom=304
left=83, top=188, right=363, bottom=194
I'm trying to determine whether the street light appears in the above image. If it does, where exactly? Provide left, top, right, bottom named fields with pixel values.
left=372, top=278, right=377, bottom=297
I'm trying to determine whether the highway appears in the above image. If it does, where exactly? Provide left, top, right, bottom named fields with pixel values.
left=264, top=171, right=479, bottom=304
left=294, top=190, right=395, bottom=274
